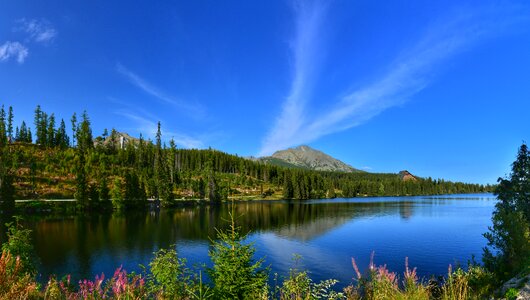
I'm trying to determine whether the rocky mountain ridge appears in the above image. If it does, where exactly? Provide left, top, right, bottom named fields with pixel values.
left=260, top=145, right=363, bottom=173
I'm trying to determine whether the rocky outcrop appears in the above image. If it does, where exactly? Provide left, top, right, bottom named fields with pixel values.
left=497, top=273, right=530, bottom=300
left=399, top=170, right=417, bottom=181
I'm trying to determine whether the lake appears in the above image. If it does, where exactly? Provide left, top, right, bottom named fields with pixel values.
left=2, top=193, right=496, bottom=288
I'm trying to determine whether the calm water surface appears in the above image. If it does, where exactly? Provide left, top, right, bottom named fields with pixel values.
left=2, top=193, right=496, bottom=287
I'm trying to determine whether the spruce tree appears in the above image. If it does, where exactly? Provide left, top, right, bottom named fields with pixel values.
left=154, top=122, right=174, bottom=205
left=56, top=119, right=69, bottom=149
left=0, top=106, right=7, bottom=147
left=47, top=113, right=56, bottom=147
left=76, top=111, right=93, bottom=151
left=7, top=106, right=13, bottom=141
left=483, top=143, right=530, bottom=279
left=208, top=210, right=269, bottom=299
left=71, top=112, right=77, bottom=147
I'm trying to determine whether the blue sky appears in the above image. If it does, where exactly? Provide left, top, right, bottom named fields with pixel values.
left=1, top=0, right=530, bottom=184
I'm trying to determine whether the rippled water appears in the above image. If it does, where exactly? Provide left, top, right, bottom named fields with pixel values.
left=1, top=193, right=496, bottom=287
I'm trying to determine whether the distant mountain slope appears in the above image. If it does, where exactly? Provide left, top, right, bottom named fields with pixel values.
left=260, top=145, right=363, bottom=173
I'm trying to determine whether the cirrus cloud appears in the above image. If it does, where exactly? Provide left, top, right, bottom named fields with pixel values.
left=258, top=3, right=529, bottom=156
left=16, top=18, right=57, bottom=43
left=0, top=41, right=29, bottom=64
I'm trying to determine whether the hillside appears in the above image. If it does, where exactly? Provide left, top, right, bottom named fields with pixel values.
left=260, top=145, right=363, bottom=173
left=0, top=105, right=493, bottom=206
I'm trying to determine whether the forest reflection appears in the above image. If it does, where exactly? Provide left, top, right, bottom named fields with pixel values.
left=8, top=200, right=415, bottom=273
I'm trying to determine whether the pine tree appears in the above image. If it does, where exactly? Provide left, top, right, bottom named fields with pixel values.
left=283, top=171, right=293, bottom=199
left=34, top=105, right=49, bottom=146
left=207, top=210, right=269, bottom=299
left=18, top=121, right=30, bottom=142
left=7, top=106, right=13, bottom=141
left=76, top=111, right=93, bottom=151
left=0, top=106, right=7, bottom=147
left=483, top=143, right=530, bottom=279
left=47, top=113, right=56, bottom=147
left=27, top=127, right=32, bottom=143
left=15, top=126, right=19, bottom=142
left=153, top=122, right=174, bottom=205
left=71, top=112, right=77, bottom=147
left=56, top=119, right=70, bottom=149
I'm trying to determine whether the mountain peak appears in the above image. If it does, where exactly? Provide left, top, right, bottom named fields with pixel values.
left=264, top=145, right=363, bottom=173
left=294, top=145, right=312, bottom=151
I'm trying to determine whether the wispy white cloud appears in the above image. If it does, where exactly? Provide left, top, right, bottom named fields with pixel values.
left=116, top=63, right=204, bottom=116
left=259, top=3, right=529, bottom=156
left=115, top=110, right=204, bottom=149
left=258, top=0, right=327, bottom=156
left=16, top=18, right=57, bottom=43
left=0, top=41, right=29, bottom=63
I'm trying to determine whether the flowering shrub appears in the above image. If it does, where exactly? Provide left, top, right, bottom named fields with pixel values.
left=0, top=250, right=39, bottom=299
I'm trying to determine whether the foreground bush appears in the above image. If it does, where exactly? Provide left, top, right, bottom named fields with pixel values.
left=0, top=250, right=39, bottom=299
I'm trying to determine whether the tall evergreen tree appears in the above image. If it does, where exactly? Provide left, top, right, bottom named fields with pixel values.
left=27, top=127, right=32, bottom=143
left=76, top=111, right=93, bottom=151
left=0, top=106, right=6, bottom=147
left=71, top=112, right=77, bottom=147
left=34, top=105, right=48, bottom=146
left=17, top=120, right=33, bottom=143
left=7, top=106, right=13, bottom=141
left=56, top=119, right=70, bottom=149
left=483, top=143, right=530, bottom=280
left=47, top=113, right=56, bottom=147
left=153, top=122, right=173, bottom=205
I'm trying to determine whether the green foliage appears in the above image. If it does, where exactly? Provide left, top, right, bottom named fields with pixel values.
left=483, top=143, right=530, bottom=280
left=124, top=171, right=147, bottom=208
left=505, top=287, right=519, bottom=300
left=1, top=220, right=36, bottom=275
left=278, top=256, right=343, bottom=300
left=464, top=262, right=495, bottom=298
left=441, top=266, right=470, bottom=300
left=74, top=151, right=89, bottom=208
left=146, top=247, right=193, bottom=299
left=207, top=211, right=269, bottom=299
left=110, top=177, right=125, bottom=208
left=99, top=176, right=110, bottom=203
left=0, top=173, right=15, bottom=212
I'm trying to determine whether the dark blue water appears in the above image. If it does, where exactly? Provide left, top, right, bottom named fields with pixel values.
left=10, top=193, right=496, bottom=287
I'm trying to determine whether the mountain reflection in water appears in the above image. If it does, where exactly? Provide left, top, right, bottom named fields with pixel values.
left=0, top=194, right=496, bottom=287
